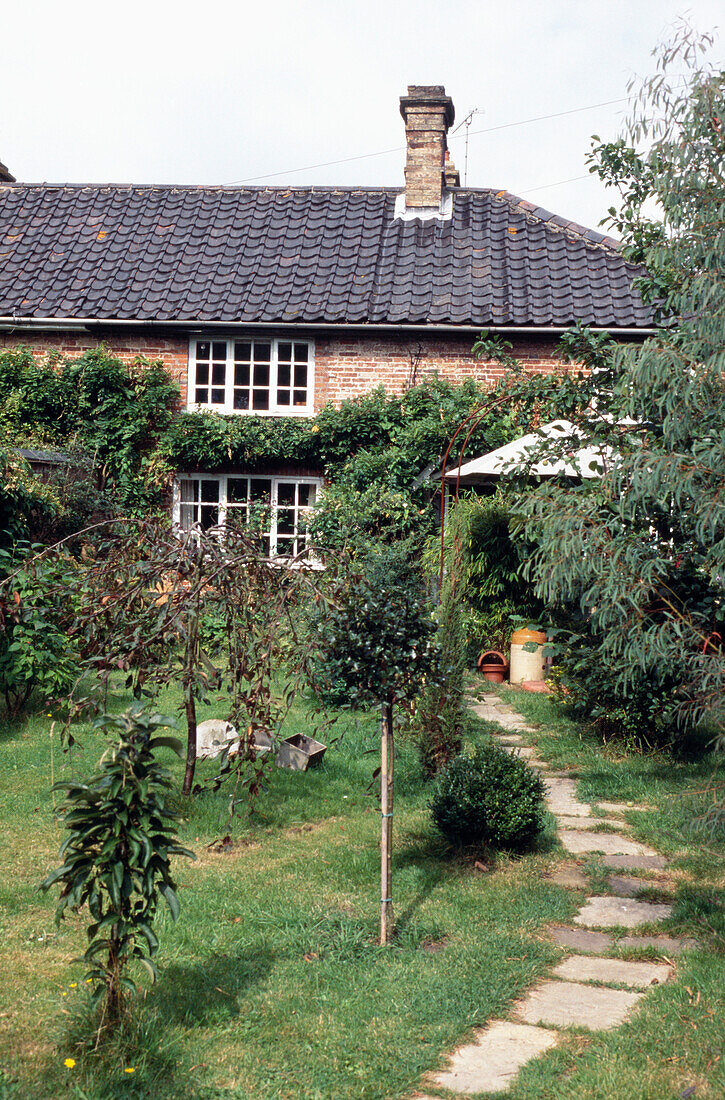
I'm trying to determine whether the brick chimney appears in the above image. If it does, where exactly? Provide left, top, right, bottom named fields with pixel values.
left=0, top=159, right=15, bottom=183
left=399, top=85, right=456, bottom=208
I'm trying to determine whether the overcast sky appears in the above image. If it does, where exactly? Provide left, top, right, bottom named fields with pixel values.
left=3, top=0, right=722, bottom=233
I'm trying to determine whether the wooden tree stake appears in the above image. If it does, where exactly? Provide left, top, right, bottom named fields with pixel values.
left=380, top=698, right=394, bottom=945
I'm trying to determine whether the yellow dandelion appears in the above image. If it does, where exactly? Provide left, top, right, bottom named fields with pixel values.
left=124, top=1067, right=135, bottom=1074
left=61, top=991, right=67, bottom=997
left=64, top=1058, right=76, bottom=1069
left=70, top=982, right=77, bottom=988
left=86, top=978, right=92, bottom=983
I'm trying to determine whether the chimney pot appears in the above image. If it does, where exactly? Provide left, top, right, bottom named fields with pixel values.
left=399, top=85, right=455, bottom=209
left=0, top=159, right=15, bottom=184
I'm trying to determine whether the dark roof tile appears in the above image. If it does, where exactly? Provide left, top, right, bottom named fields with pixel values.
left=0, top=184, right=653, bottom=327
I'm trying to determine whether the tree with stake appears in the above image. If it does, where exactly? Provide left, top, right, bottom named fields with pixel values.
left=311, top=545, right=438, bottom=943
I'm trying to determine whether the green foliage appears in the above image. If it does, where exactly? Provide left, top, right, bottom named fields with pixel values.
left=0, top=547, right=82, bottom=716
left=430, top=741, right=546, bottom=850
left=0, top=347, right=180, bottom=513
left=486, top=32, right=725, bottom=746
left=40, top=706, right=195, bottom=1025
left=307, top=482, right=427, bottom=553
left=310, top=543, right=438, bottom=708
left=413, top=582, right=465, bottom=776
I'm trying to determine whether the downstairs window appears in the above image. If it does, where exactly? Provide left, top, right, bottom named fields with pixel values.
left=174, top=474, right=321, bottom=557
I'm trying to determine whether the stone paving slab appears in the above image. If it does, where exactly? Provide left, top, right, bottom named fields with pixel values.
left=560, top=830, right=658, bottom=857
left=502, top=745, right=541, bottom=760
left=597, top=801, right=649, bottom=814
left=549, top=926, right=614, bottom=953
left=431, top=1020, right=558, bottom=1094
left=608, top=874, right=655, bottom=897
left=574, top=896, right=673, bottom=929
left=600, top=852, right=668, bottom=871
left=544, top=777, right=592, bottom=817
left=555, top=815, right=608, bottom=831
left=552, top=955, right=672, bottom=989
left=515, top=979, right=644, bottom=1030
left=550, top=866, right=590, bottom=889
left=618, top=934, right=696, bottom=954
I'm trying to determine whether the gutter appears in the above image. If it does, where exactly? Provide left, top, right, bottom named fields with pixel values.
left=0, top=317, right=656, bottom=337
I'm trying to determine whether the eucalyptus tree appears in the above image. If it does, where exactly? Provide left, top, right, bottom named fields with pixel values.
left=510, top=25, right=724, bottom=742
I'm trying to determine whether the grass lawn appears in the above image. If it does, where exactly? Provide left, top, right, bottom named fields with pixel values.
left=1, top=687, right=570, bottom=1100
left=1, top=682, right=723, bottom=1099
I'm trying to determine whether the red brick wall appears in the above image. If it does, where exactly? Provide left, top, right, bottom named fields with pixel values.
left=1, top=328, right=565, bottom=413
left=0, top=331, right=189, bottom=403
left=313, top=333, right=562, bottom=410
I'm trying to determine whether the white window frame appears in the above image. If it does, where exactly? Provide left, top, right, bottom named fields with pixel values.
left=172, top=473, right=322, bottom=558
left=186, top=337, right=315, bottom=416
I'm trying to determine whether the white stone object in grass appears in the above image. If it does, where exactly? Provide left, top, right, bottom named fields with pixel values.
left=196, top=719, right=240, bottom=760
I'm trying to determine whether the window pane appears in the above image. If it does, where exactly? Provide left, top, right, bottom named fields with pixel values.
left=278, top=363, right=291, bottom=388
left=293, top=389, right=306, bottom=406
left=298, top=484, right=316, bottom=508
left=196, top=341, right=210, bottom=360
left=227, top=478, right=249, bottom=504
left=294, top=343, right=308, bottom=362
left=179, top=504, right=195, bottom=530
left=278, top=342, right=292, bottom=362
left=277, top=390, right=290, bottom=405
left=212, top=341, right=227, bottom=360
left=180, top=479, right=197, bottom=503
left=250, top=478, right=272, bottom=501
left=254, top=342, right=271, bottom=362
left=212, top=362, right=226, bottom=386
left=234, top=363, right=250, bottom=386
left=195, top=387, right=208, bottom=404
left=234, top=341, right=251, bottom=362
left=277, top=483, right=296, bottom=506
left=233, top=391, right=250, bottom=410
left=252, top=389, right=269, bottom=410
left=196, top=362, right=209, bottom=384
left=211, top=388, right=225, bottom=404
left=253, top=362, right=269, bottom=387
left=201, top=479, right=220, bottom=503
left=277, top=509, right=295, bottom=535
left=200, top=505, right=219, bottom=530
left=276, top=537, right=294, bottom=556
left=294, top=363, right=307, bottom=388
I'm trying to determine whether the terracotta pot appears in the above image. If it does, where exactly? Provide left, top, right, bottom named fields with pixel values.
left=477, top=649, right=509, bottom=683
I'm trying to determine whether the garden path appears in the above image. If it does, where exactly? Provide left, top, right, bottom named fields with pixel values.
left=412, top=691, right=691, bottom=1099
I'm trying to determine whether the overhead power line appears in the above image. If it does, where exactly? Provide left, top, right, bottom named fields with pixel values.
left=227, top=95, right=632, bottom=185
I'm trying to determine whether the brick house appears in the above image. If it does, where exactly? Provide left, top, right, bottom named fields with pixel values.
left=0, top=86, right=652, bottom=552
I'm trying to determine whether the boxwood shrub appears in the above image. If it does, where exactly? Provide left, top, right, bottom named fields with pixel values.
left=430, top=741, right=546, bottom=851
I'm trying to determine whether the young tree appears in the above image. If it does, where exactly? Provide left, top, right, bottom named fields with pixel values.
left=40, top=707, right=195, bottom=1028
left=310, top=544, right=438, bottom=943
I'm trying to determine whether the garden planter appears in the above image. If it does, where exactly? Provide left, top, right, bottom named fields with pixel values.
left=477, top=649, right=509, bottom=683
left=276, top=733, right=327, bottom=771
left=510, top=628, right=547, bottom=685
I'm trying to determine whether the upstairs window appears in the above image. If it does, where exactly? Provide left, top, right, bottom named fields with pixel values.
left=188, top=338, right=313, bottom=415
left=175, top=474, right=320, bottom=558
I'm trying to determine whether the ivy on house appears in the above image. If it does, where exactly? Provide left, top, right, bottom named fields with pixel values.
left=0, top=346, right=530, bottom=545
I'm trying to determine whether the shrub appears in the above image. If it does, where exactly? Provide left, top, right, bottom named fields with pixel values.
left=431, top=742, right=545, bottom=850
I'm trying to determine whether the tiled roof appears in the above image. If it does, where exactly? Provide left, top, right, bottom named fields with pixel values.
left=0, top=184, right=653, bottom=328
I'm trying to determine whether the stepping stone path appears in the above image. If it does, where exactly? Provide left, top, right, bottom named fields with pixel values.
left=414, top=692, right=687, bottom=1098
